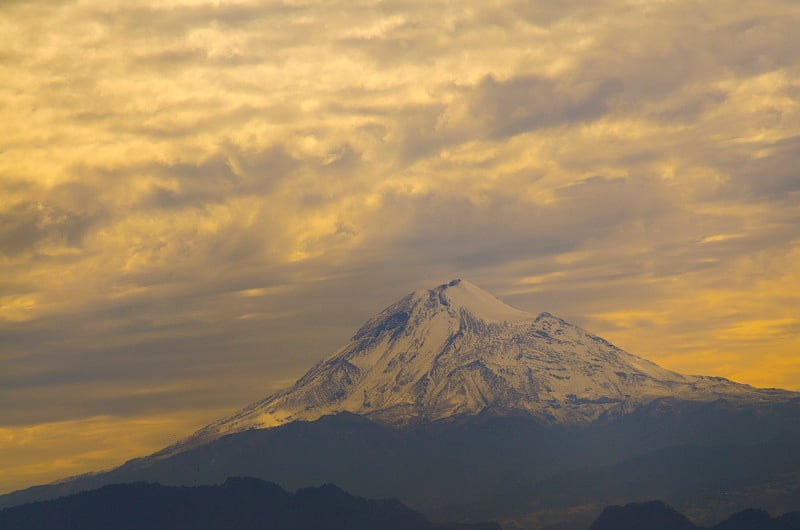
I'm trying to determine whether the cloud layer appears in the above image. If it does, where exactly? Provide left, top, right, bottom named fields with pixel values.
left=1, top=0, right=799, bottom=493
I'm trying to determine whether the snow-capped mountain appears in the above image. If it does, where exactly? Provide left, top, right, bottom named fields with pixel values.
left=2, top=279, right=799, bottom=514
left=168, top=279, right=793, bottom=453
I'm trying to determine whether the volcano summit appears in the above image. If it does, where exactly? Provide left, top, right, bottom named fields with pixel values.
left=2, top=280, right=798, bottom=523
left=171, top=279, right=794, bottom=453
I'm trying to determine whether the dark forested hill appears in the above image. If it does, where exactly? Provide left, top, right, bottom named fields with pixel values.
left=589, top=501, right=800, bottom=530
left=0, top=477, right=500, bottom=530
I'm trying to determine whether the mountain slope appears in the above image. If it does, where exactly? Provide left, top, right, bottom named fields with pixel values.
left=3, top=410, right=799, bottom=520
left=169, top=279, right=795, bottom=453
left=496, top=431, right=800, bottom=528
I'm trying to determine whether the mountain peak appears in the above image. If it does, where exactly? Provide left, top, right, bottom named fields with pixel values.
left=165, top=280, right=796, bottom=454
left=421, top=279, right=534, bottom=324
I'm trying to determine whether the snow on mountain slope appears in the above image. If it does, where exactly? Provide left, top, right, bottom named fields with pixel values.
left=163, top=279, right=797, bottom=455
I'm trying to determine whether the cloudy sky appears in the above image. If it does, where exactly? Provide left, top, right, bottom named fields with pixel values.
left=2, top=0, right=799, bottom=494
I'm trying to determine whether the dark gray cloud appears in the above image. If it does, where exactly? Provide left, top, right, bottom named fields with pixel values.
left=709, top=15, right=800, bottom=76
left=0, top=272, right=352, bottom=426
left=83, top=143, right=301, bottom=212
left=394, top=74, right=623, bottom=163
left=395, top=103, right=452, bottom=162
left=0, top=203, right=52, bottom=256
left=726, top=136, right=800, bottom=199
left=470, top=75, right=623, bottom=139
left=510, top=0, right=616, bottom=26
left=91, top=2, right=308, bottom=41
left=0, top=200, right=99, bottom=258
left=337, top=21, right=444, bottom=65
left=132, top=47, right=212, bottom=70
left=231, top=174, right=679, bottom=296
left=650, top=89, right=729, bottom=124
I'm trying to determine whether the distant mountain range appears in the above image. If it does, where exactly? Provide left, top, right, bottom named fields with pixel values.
left=589, top=500, right=800, bottom=530
left=2, top=481, right=797, bottom=530
left=2, top=280, right=798, bottom=528
left=0, top=477, right=499, bottom=530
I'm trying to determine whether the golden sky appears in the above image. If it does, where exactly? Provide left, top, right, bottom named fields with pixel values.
left=1, top=0, right=799, bottom=495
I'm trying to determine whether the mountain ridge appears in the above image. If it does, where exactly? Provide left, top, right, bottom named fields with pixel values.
left=3, top=403, right=799, bottom=517
left=589, top=500, right=800, bottom=530
left=163, top=279, right=797, bottom=455
left=0, top=477, right=500, bottom=530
